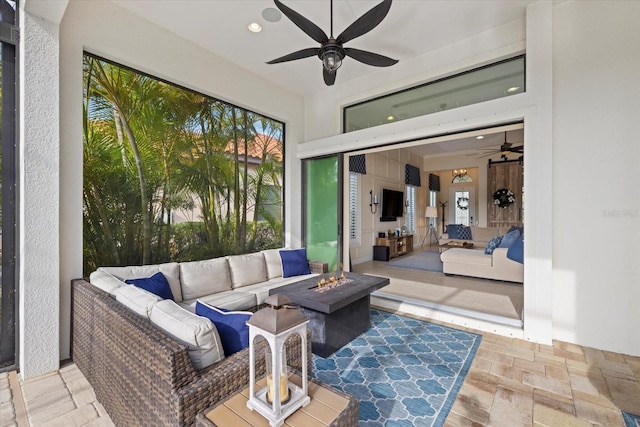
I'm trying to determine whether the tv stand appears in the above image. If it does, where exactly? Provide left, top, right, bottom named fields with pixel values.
left=375, top=235, right=413, bottom=260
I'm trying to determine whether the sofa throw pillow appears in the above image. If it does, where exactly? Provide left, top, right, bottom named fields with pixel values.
left=125, top=272, right=174, bottom=301
left=507, top=235, right=524, bottom=264
left=195, top=301, right=251, bottom=356
left=445, top=224, right=462, bottom=239
left=499, top=228, right=521, bottom=249
left=484, top=235, right=504, bottom=255
left=458, top=226, right=472, bottom=240
left=280, top=248, right=311, bottom=278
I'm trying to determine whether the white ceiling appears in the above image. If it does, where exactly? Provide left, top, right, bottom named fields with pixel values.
left=111, top=0, right=536, bottom=96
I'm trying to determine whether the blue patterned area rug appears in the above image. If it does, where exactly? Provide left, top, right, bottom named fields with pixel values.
left=623, top=411, right=640, bottom=427
left=312, top=309, right=482, bottom=426
left=388, top=251, right=443, bottom=273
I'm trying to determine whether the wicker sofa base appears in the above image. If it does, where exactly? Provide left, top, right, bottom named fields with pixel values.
left=71, top=278, right=311, bottom=426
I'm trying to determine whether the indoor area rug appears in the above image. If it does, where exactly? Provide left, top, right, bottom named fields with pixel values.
left=312, top=309, right=482, bottom=427
left=623, top=411, right=640, bottom=427
left=388, top=250, right=443, bottom=273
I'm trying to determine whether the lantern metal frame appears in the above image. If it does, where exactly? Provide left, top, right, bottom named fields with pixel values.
left=246, top=296, right=310, bottom=427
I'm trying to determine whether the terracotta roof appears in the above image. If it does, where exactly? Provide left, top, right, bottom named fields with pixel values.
left=225, top=133, right=282, bottom=161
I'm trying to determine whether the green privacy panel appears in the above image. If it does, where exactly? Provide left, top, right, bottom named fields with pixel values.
left=304, top=156, right=338, bottom=271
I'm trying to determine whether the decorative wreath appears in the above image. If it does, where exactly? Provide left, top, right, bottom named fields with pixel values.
left=493, top=188, right=516, bottom=208
left=457, top=197, right=469, bottom=210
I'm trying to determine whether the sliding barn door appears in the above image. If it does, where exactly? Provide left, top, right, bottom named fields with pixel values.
left=487, top=160, right=524, bottom=228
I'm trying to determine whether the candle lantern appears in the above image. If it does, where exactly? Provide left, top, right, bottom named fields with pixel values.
left=246, top=294, right=310, bottom=427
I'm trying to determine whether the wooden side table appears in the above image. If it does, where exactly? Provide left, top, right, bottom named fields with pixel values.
left=195, top=374, right=358, bottom=427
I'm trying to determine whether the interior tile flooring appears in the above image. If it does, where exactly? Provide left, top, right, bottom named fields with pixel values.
left=2, top=311, right=639, bottom=426
left=353, top=247, right=524, bottom=324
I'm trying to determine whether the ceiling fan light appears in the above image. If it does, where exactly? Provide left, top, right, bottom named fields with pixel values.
left=321, top=48, right=343, bottom=72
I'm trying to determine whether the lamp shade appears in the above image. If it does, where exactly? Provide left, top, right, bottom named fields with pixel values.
left=425, top=206, right=438, bottom=218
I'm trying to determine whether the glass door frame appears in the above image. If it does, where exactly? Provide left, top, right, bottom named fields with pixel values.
left=0, top=2, right=19, bottom=371
left=301, top=154, right=344, bottom=272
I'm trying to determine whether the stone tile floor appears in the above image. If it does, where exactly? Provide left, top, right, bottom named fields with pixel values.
left=1, top=322, right=639, bottom=426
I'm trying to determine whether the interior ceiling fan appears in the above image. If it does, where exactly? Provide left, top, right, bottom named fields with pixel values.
left=267, top=0, right=398, bottom=86
left=473, top=132, right=524, bottom=160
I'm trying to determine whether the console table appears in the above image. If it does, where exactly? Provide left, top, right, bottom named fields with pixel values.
left=374, top=234, right=413, bottom=259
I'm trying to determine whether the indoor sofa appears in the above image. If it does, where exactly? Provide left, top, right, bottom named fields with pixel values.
left=439, top=225, right=511, bottom=249
left=73, top=248, right=323, bottom=426
left=440, top=247, right=524, bottom=283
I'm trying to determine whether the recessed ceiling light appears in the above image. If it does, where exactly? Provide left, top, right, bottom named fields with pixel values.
left=476, top=135, right=484, bottom=140
left=387, top=115, right=395, bottom=121
left=248, top=22, right=262, bottom=33
left=506, top=86, right=520, bottom=93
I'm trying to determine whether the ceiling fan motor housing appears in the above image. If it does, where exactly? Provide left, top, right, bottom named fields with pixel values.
left=319, top=39, right=345, bottom=72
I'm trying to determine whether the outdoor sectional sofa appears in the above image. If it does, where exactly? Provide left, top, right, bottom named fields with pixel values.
left=72, top=248, right=324, bottom=426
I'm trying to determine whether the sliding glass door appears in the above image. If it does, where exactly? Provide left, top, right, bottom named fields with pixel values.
left=302, top=156, right=342, bottom=272
left=0, top=0, right=17, bottom=370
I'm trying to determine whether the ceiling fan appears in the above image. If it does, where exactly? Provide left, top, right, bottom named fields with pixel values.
left=267, top=0, right=398, bottom=86
left=473, top=132, right=524, bottom=160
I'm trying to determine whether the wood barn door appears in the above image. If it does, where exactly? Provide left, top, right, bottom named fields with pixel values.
left=487, top=160, right=524, bottom=228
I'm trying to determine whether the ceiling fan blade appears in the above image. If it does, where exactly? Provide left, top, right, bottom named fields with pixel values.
left=323, top=68, right=337, bottom=86
left=266, top=48, right=320, bottom=64
left=477, top=151, right=499, bottom=158
left=344, top=48, right=398, bottom=67
left=337, top=0, right=392, bottom=44
left=274, top=0, right=329, bottom=44
left=511, top=146, right=524, bottom=153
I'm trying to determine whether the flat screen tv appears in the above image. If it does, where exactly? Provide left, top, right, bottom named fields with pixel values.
left=381, top=188, right=404, bottom=221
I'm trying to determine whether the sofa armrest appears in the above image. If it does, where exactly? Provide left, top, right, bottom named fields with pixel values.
left=309, top=260, right=328, bottom=274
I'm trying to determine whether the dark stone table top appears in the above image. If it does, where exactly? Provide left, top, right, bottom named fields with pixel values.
left=269, top=272, right=389, bottom=314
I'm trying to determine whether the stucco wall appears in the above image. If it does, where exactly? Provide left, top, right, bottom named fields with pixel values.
left=19, top=6, right=61, bottom=379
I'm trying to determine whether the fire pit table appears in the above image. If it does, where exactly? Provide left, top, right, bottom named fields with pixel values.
left=269, top=272, right=389, bottom=357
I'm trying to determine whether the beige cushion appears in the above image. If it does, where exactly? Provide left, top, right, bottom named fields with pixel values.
left=470, top=226, right=500, bottom=242
left=263, top=249, right=284, bottom=279
left=440, top=248, right=492, bottom=266
left=98, top=263, right=183, bottom=303
left=149, top=300, right=224, bottom=370
left=180, top=258, right=232, bottom=300
left=226, top=253, right=267, bottom=288
left=181, top=289, right=257, bottom=312
left=89, top=270, right=125, bottom=295
left=112, top=285, right=161, bottom=318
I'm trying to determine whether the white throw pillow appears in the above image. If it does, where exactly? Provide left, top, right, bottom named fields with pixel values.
left=226, top=253, right=267, bottom=288
left=149, top=300, right=224, bottom=370
left=98, top=262, right=183, bottom=303
left=112, top=285, right=161, bottom=318
left=89, top=270, right=125, bottom=295
left=262, top=249, right=284, bottom=279
left=180, top=258, right=232, bottom=300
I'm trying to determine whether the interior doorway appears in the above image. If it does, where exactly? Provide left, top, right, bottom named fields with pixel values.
left=449, top=187, right=475, bottom=226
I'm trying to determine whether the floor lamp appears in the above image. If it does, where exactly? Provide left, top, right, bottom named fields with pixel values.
left=421, top=206, right=439, bottom=249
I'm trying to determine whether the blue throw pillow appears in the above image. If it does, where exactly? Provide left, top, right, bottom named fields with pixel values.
left=125, top=272, right=174, bottom=300
left=499, top=228, right=521, bottom=248
left=507, top=235, right=524, bottom=264
left=484, top=235, right=504, bottom=255
left=445, top=224, right=462, bottom=239
left=280, top=248, right=311, bottom=278
left=195, top=301, right=252, bottom=356
left=458, top=226, right=472, bottom=240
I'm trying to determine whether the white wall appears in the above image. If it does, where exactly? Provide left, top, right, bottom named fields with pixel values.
left=19, top=3, right=63, bottom=379
left=21, top=0, right=305, bottom=377
left=350, top=149, right=424, bottom=265
left=552, top=1, right=640, bottom=355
